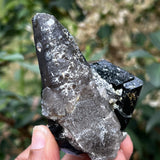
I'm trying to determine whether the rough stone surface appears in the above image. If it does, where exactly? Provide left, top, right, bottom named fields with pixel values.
left=32, top=13, right=143, bottom=160
left=91, top=60, right=143, bottom=130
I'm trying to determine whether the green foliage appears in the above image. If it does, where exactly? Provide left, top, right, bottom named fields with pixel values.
left=0, top=52, right=24, bottom=61
left=50, top=0, right=75, bottom=11
left=0, top=0, right=160, bottom=160
left=146, top=111, right=160, bottom=132
left=97, top=24, right=112, bottom=42
left=18, top=62, right=39, bottom=74
left=126, top=128, right=143, bottom=158
left=146, top=63, right=160, bottom=87
left=128, top=49, right=154, bottom=59
left=149, top=31, right=160, bottom=51
left=131, top=33, right=146, bottom=46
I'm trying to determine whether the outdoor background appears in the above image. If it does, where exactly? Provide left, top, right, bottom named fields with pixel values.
left=0, top=0, right=160, bottom=159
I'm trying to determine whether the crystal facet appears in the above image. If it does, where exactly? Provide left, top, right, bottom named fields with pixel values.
left=32, top=13, right=143, bottom=160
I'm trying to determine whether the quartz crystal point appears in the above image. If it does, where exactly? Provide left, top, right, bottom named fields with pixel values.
left=32, top=13, right=143, bottom=160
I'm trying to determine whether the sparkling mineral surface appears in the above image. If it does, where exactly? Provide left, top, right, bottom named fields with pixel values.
left=32, top=13, right=143, bottom=160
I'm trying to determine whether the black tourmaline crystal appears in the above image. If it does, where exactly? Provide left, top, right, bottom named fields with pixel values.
left=32, top=13, right=143, bottom=160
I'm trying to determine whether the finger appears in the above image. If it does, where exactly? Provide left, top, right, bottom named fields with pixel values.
left=28, top=125, right=59, bottom=160
left=62, top=153, right=90, bottom=160
left=120, top=135, right=133, bottom=160
left=44, top=125, right=60, bottom=160
left=114, top=149, right=126, bottom=160
left=15, top=146, right=30, bottom=160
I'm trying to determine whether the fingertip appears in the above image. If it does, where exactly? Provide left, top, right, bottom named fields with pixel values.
left=44, top=125, right=60, bottom=160
left=16, top=125, right=60, bottom=160
left=30, top=126, right=46, bottom=150
left=33, top=125, right=49, bottom=135
left=114, top=150, right=126, bottom=160
left=120, top=134, right=133, bottom=160
left=29, top=125, right=59, bottom=160
left=28, top=125, right=47, bottom=160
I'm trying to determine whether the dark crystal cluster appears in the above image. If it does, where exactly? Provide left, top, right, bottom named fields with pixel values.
left=32, top=13, right=143, bottom=160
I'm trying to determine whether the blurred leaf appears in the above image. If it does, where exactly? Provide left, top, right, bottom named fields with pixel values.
left=0, top=89, right=22, bottom=101
left=0, top=52, right=24, bottom=61
left=146, top=111, right=160, bottom=132
left=18, top=62, right=39, bottom=74
left=131, top=32, right=146, bottom=46
left=126, top=128, right=143, bottom=158
left=60, top=151, right=65, bottom=159
left=128, top=49, right=154, bottom=59
left=90, top=47, right=108, bottom=61
left=50, top=0, right=75, bottom=11
left=149, top=31, right=160, bottom=50
left=15, top=112, right=35, bottom=128
left=141, top=105, right=154, bottom=118
left=137, top=82, right=155, bottom=103
left=97, top=24, right=112, bottom=41
left=84, top=45, right=92, bottom=61
left=146, top=63, right=160, bottom=87
left=155, top=153, right=160, bottom=160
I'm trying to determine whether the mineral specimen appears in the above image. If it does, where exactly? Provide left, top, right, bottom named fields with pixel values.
left=32, top=13, right=143, bottom=160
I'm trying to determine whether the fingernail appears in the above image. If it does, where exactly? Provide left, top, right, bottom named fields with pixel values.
left=30, top=126, right=47, bottom=149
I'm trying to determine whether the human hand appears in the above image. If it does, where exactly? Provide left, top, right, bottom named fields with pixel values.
left=16, top=125, right=133, bottom=160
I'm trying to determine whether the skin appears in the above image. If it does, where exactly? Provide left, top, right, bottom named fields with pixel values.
left=15, top=125, right=133, bottom=160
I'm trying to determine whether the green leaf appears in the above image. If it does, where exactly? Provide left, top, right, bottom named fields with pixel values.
left=15, top=112, right=35, bottom=128
left=149, top=31, right=160, bottom=50
left=0, top=53, right=24, bottom=61
left=50, top=0, right=74, bottom=11
left=18, top=62, right=40, bottom=74
left=60, top=151, right=65, bottom=159
left=90, top=47, right=108, bottom=61
left=140, top=105, right=154, bottom=118
left=146, top=111, right=160, bottom=132
left=128, top=49, right=154, bottom=59
left=126, top=128, right=143, bottom=158
left=137, top=82, right=155, bottom=103
left=146, top=63, right=160, bottom=87
left=0, top=89, right=21, bottom=100
left=84, top=45, right=92, bottom=61
left=131, top=32, right=146, bottom=46
left=97, top=24, right=112, bottom=41
left=155, top=153, right=160, bottom=160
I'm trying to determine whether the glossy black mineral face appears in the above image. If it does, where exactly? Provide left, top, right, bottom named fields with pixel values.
left=32, top=13, right=143, bottom=160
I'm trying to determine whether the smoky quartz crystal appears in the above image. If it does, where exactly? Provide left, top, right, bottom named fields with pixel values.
left=32, top=13, right=143, bottom=160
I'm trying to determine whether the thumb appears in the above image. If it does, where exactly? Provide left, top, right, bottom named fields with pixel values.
left=28, top=125, right=60, bottom=160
